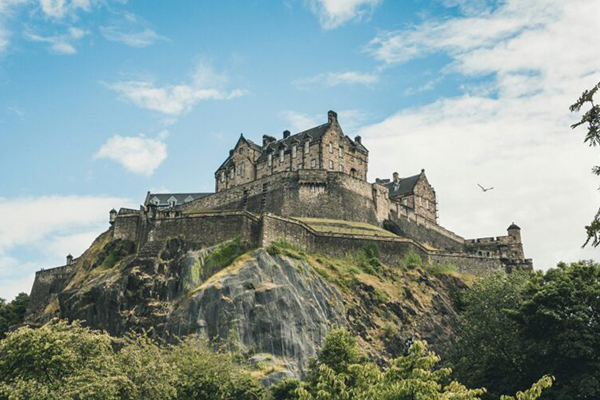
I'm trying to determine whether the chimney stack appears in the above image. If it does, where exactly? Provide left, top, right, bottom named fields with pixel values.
left=229, top=150, right=234, bottom=157
left=66, top=254, right=73, bottom=266
left=355, top=135, right=362, bottom=144
left=283, top=130, right=291, bottom=139
left=393, top=172, right=399, bottom=183
left=328, top=110, right=338, bottom=124
left=262, top=135, right=276, bottom=148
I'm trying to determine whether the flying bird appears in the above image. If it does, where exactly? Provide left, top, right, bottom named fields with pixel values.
left=478, top=184, right=494, bottom=192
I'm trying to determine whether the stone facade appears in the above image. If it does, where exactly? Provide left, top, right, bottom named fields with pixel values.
left=215, top=111, right=368, bottom=193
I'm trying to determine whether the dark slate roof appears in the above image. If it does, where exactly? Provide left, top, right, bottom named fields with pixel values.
left=508, top=222, right=521, bottom=230
left=384, top=174, right=420, bottom=198
left=256, top=123, right=331, bottom=162
left=145, top=192, right=212, bottom=207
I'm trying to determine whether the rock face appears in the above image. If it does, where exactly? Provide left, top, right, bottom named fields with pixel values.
left=27, top=231, right=468, bottom=381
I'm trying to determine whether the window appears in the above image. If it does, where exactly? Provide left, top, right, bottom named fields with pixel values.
left=304, top=141, right=310, bottom=154
left=311, top=159, right=316, bottom=168
left=239, top=148, right=243, bottom=154
left=403, top=199, right=408, bottom=206
left=280, top=148, right=285, bottom=162
left=292, top=144, right=297, bottom=158
left=298, top=163, right=303, bottom=170
left=338, top=147, right=343, bottom=158
left=329, top=160, right=334, bottom=170
left=425, top=199, right=430, bottom=210
left=230, top=168, right=235, bottom=179
left=220, top=171, right=225, bottom=182
left=338, top=164, right=344, bottom=172
left=328, top=143, right=333, bottom=153
left=267, top=153, right=272, bottom=167
left=240, top=163, right=245, bottom=177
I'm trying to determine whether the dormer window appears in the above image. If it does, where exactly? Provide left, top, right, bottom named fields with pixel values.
left=167, top=196, right=177, bottom=207
left=292, top=144, right=297, bottom=158
left=220, top=171, right=225, bottom=183
left=151, top=197, right=160, bottom=205
left=185, top=196, right=194, bottom=203
left=268, top=153, right=272, bottom=167
left=280, top=148, right=285, bottom=162
left=304, top=141, right=310, bottom=154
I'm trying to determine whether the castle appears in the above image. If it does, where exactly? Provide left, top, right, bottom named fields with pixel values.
left=32, top=110, right=532, bottom=305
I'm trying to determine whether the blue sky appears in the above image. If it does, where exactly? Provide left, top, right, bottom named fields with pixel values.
left=1, top=0, right=599, bottom=300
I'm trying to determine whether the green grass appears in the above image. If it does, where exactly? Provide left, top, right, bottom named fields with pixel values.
left=202, top=237, right=252, bottom=278
left=397, top=251, right=423, bottom=271
left=424, top=262, right=458, bottom=276
left=266, top=240, right=306, bottom=260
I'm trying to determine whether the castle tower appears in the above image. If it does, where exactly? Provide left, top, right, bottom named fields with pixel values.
left=507, top=222, right=521, bottom=242
left=507, top=222, right=525, bottom=260
left=66, top=254, right=73, bottom=266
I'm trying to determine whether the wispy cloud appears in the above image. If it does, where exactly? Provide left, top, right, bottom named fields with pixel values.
left=0, top=0, right=28, bottom=54
left=107, top=62, right=246, bottom=116
left=100, top=11, right=166, bottom=47
left=94, top=133, right=167, bottom=176
left=281, top=111, right=321, bottom=132
left=360, top=0, right=600, bottom=269
left=26, top=26, right=89, bottom=54
left=0, top=194, right=132, bottom=301
left=294, top=71, right=379, bottom=89
left=38, top=0, right=94, bottom=20
left=6, top=106, right=24, bottom=117
left=306, top=0, right=381, bottom=30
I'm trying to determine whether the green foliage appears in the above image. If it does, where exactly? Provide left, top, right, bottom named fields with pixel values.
left=0, top=319, right=267, bottom=400
left=0, top=293, right=29, bottom=339
left=570, top=81, right=600, bottom=247
left=294, top=328, right=552, bottom=400
left=170, top=339, right=267, bottom=400
left=203, top=237, right=251, bottom=275
left=449, top=271, right=530, bottom=399
left=451, top=261, right=600, bottom=400
left=95, top=239, right=136, bottom=270
left=397, top=250, right=422, bottom=270
left=270, top=378, right=304, bottom=400
left=355, top=243, right=383, bottom=275
left=266, top=240, right=306, bottom=259
left=425, top=262, right=458, bottom=276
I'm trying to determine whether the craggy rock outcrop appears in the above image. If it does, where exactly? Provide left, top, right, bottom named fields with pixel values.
left=26, top=230, right=469, bottom=381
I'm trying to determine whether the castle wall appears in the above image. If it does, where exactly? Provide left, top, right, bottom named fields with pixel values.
left=113, top=210, right=140, bottom=243
left=26, top=264, right=74, bottom=322
left=148, top=211, right=260, bottom=247
left=429, top=252, right=505, bottom=276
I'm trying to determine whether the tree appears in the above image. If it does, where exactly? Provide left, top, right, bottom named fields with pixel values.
left=449, top=272, right=531, bottom=399
left=570, top=80, right=600, bottom=247
left=0, top=293, right=29, bottom=339
left=294, top=328, right=552, bottom=400
left=450, top=262, right=600, bottom=400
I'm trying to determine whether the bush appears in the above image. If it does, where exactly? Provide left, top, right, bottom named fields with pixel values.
left=397, top=250, right=422, bottom=270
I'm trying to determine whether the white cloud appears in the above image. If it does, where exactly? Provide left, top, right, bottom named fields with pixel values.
left=38, top=0, right=93, bottom=19
left=0, top=0, right=28, bottom=54
left=94, top=133, right=167, bottom=176
left=281, top=111, right=321, bottom=132
left=26, top=26, right=89, bottom=54
left=107, top=62, right=246, bottom=116
left=0, top=195, right=133, bottom=300
left=306, top=0, right=381, bottom=29
left=360, top=0, right=600, bottom=269
left=100, top=12, right=166, bottom=47
left=295, top=71, right=379, bottom=88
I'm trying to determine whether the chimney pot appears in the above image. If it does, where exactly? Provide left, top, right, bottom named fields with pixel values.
left=283, top=130, right=291, bottom=139
left=355, top=135, right=362, bottom=144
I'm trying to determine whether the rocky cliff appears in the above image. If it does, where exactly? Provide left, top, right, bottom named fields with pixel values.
left=26, top=228, right=470, bottom=382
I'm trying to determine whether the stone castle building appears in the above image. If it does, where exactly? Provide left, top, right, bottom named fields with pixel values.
left=33, top=110, right=532, bottom=301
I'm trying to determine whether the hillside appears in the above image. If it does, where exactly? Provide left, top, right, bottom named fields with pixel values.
left=26, top=228, right=471, bottom=383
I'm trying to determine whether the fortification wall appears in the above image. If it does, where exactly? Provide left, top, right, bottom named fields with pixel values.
left=429, top=252, right=505, bottom=276
left=148, top=211, right=260, bottom=247
left=26, top=264, right=74, bottom=321
left=113, top=211, right=140, bottom=243
left=260, top=214, right=430, bottom=266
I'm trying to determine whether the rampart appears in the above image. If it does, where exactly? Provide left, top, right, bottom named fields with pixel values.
left=26, top=263, right=75, bottom=321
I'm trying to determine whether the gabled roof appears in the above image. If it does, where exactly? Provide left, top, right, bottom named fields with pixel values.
left=256, top=123, right=331, bottom=162
left=144, top=192, right=212, bottom=207
left=384, top=174, right=421, bottom=198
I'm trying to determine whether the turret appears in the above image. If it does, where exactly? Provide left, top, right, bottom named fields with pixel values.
left=328, top=110, right=338, bottom=124
left=66, top=254, right=73, bottom=266
left=109, top=208, right=117, bottom=224
left=507, top=222, right=521, bottom=242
